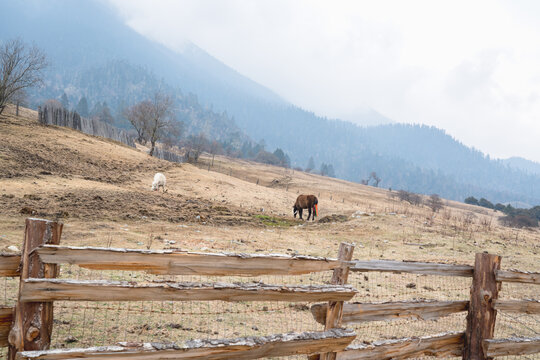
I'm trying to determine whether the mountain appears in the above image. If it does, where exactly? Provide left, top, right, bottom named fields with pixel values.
left=2, top=0, right=540, bottom=205
left=501, top=157, right=540, bottom=176
left=337, top=108, right=394, bottom=126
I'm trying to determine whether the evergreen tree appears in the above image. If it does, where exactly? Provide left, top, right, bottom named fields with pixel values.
left=76, top=97, right=89, bottom=117
left=464, top=196, right=479, bottom=205
left=320, top=163, right=329, bottom=176
left=60, top=92, right=69, bottom=109
left=273, top=148, right=290, bottom=167
left=99, top=102, right=114, bottom=124
left=90, top=101, right=104, bottom=117
left=478, top=198, right=494, bottom=209
left=327, top=164, right=335, bottom=177
left=306, top=157, right=315, bottom=172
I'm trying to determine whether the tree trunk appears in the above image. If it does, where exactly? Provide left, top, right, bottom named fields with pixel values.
left=16, top=102, right=20, bottom=116
left=149, top=141, right=155, bottom=156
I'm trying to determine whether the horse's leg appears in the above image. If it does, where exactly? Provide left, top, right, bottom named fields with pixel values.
left=299, top=208, right=303, bottom=220
left=312, top=206, right=316, bottom=221
left=307, top=207, right=312, bottom=221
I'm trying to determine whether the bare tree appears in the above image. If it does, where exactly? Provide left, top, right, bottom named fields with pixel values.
left=427, top=194, right=444, bottom=212
left=209, top=140, right=222, bottom=166
left=185, top=133, right=208, bottom=163
left=397, top=190, right=423, bottom=206
left=370, top=172, right=381, bottom=187
left=147, top=91, right=178, bottom=156
left=12, top=89, right=27, bottom=116
left=123, top=100, right=152, bottom=144
left=124, top=91, right=180, bottom=154
left=0, top=38, right=47, bottom=115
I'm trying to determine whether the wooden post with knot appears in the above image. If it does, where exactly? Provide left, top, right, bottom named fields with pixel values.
left=311, top=242, right=355, bottom=360
left=8, top=218, right=63, bottom=360
left=463, top=252, right=501, bottom=360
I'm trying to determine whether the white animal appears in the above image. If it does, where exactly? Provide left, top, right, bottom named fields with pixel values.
left=151, top=173, right=167, bottom=192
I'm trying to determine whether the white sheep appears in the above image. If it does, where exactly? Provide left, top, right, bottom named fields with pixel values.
left=151, top=173, right=167, bottom=192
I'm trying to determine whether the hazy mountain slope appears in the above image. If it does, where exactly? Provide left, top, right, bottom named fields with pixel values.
left=49, top=60, right=250, bottom=143
left=0, top=0, right=285, bottom=107
left=502, top=157, right=540, bottom=176
left=2, top=0, right=540, bottom=205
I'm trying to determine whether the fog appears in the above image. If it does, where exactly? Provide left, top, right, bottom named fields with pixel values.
left=109, top=0, right=540, bottom=162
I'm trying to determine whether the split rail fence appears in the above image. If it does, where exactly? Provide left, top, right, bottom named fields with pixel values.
left=0, top=218, right=538, bottom=359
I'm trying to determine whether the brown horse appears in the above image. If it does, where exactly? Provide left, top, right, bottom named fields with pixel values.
left=293, top=195, right=318, bottom=221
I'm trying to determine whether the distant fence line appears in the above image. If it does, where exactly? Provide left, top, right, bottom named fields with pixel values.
left=38, top=103, right=135, bottom=148
left=152, top=146, right=184, bottom=163
left=38, top=103, right=184, bottom=164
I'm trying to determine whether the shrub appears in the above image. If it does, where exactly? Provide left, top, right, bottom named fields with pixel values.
left=478, top=198, right=494, bottom=209
left=500, top=214, right=538, bottom=228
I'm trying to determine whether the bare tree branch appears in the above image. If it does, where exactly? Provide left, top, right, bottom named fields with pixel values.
left=124, top=90, right=180, bottom=156
left=0, top=38, right=47, bottom=115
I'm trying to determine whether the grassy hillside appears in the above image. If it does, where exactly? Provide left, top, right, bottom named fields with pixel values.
left=0, top=105, right=538, bottom=272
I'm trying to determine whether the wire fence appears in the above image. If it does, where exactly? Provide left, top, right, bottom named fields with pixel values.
left=2, top=258, right=539, bottom=359
left=49, top=265, right=332, bottom=350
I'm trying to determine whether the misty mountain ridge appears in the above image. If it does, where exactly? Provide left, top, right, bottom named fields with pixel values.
left=2, top=0, right=540, bottom=205
left=337, top=107, right=395, bottom=126
left=501, top=157, right=540, bottom=176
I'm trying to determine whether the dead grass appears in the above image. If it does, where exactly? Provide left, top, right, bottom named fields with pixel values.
left=0, top=106, right=539, bottom=355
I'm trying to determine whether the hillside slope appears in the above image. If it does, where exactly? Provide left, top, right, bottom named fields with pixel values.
left=1, top=106, right=539, bottom=273
left=0, top=106, right=253, bottom=225
left=2, top=0, right=540, bottom=205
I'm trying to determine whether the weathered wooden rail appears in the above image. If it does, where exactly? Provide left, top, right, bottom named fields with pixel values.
left=0, top=254, right=20, bottom=277
left=35, top=245, right=343, bottom=276
left=1, top=218, right=539, bottom=360
left=493, top=299, right=540, bottom=314
left=0, top=306, right=13, bottom=347
left=349, top=259, right=474, bottom=277
left=484, top=337, right=540, bottom=357
left=311, top=300, right=469, bottom=324
left=0, top=255, right=17, bottom=347
left=15, top=329, right=356, bottom=360
left=21, top=279, right=356, bottom=302
left=496, top=269, right=540, bottom=284
left=336, top=332, right=465, bottom=360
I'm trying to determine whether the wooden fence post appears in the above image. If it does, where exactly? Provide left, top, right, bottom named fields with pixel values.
left=8, top=218, right=63, bottom=360
left=319, top=242, right=355, bottom=360
left=463, top=252, right=501, bottom=360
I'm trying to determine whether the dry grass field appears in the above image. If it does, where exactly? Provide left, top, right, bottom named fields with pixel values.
left=1, top=105, right=538, bottom=357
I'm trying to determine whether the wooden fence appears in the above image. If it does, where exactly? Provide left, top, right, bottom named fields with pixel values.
left=0, top=218, right=538, bottom=359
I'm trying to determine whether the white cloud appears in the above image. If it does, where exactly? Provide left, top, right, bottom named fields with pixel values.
left=108, top=0, right=540, bottom=162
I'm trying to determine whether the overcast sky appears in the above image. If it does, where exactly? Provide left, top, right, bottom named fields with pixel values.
left=108, top=0, right=540, bottom=162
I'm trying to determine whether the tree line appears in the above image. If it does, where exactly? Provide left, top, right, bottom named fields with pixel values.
left=465, top=196, right=539, bottom=228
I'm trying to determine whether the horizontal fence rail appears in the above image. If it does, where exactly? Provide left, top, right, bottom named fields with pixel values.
left=496, top=269, right=540, bottom=284
left=484, top=337, right=540, bottom=357
left=493, top=299, right=540, bottom=314
left=311, top=300, right=469, bottom=325
left=21, top=279, right=357, bottom=302
left=349, top=259, right=474, bottom=277
left=35, top=245, right=342, bottom=276
left=0, top=254, right=20, bottom=277
left=15, top=329, right=356, bottom=360
left=4, top=218, right=540, bottom=359
left=0, top=307, right=14, bottom=347
left=336, top=332, right=464, bottom=360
